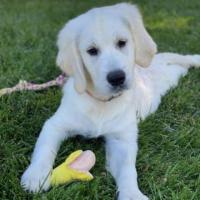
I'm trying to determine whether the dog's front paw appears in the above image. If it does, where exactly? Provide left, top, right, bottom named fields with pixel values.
left=21, top=163, right=51, bottom=193
left=117, top=189, right=149, bottom=200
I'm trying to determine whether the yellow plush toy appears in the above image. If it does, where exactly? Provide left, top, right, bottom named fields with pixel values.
left=50, top=150, right=96, bottom=186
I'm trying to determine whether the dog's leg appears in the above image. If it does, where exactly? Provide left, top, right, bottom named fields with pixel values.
left=157, top=53, right=200, bottom=68
left=105, top=134, right=148, bottom=200
left=135, top=53, right=200, bottom=119
left=21, top=107, right=69, bottom=192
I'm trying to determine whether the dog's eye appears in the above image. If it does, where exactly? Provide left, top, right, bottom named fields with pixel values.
left=117, top=40, right=127, bottom=48
left=87, top=47, right=99, bottom=56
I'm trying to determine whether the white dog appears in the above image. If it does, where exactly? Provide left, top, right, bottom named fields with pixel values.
left=21, top=3, right=200, bottom=200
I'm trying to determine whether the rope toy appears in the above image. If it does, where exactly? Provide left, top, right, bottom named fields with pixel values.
left=0, top=74, right=66, bottom=97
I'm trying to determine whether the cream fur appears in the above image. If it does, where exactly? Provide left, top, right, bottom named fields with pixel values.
left=21, top=3, right=200, bottom=200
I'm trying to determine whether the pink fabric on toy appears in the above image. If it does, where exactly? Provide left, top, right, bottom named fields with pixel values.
left=69, top=150, right=96, bottom=172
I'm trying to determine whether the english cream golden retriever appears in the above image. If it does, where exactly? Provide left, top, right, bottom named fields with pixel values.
left=21, top=3, right=200, bottom=200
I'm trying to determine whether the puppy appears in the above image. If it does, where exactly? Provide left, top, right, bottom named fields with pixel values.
left=21, top=3, right=200, bottom=200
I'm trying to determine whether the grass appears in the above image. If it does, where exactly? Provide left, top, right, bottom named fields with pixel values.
left=0, top=0, right=200, bottom=199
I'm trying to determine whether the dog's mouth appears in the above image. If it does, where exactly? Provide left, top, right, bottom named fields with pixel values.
left=86, top=87, right=124, bottom=102
left=110, top=83, right=129, bottom=93
left=106, top=92, right=123, bottom=101
left=86, top=83, right=130, bottom=102
left=103, top=83, right=129, bottom=101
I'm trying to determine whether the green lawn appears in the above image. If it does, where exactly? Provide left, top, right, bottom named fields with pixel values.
left=0, top=0, right=200, bottom=199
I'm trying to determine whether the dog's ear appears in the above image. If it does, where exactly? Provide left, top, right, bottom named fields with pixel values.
left=115, top=3, right=157, bottom=67
left=56, top=21, right=86, bottom=93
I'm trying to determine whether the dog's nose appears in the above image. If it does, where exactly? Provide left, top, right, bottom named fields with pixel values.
left=107, top=70, right=125, bottom=87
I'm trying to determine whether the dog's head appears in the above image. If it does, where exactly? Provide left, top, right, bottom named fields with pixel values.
left=56, top=3, right=157, bottom=100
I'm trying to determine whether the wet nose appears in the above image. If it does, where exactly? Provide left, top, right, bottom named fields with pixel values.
left=107, top=70, right=126, bottom=87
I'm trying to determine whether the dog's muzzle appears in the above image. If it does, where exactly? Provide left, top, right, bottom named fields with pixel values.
left=107, top=70, right=126, bottom=88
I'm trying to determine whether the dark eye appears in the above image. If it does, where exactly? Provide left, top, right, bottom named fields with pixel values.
left=87, top=47, right=99, bottom=56
left=117, top=40, right=127, bottom=48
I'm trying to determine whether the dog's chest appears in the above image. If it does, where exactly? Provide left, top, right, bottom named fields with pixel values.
left=77, top=102, right=136, bottom=138
left=66, top=84, right=136, bottom=137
